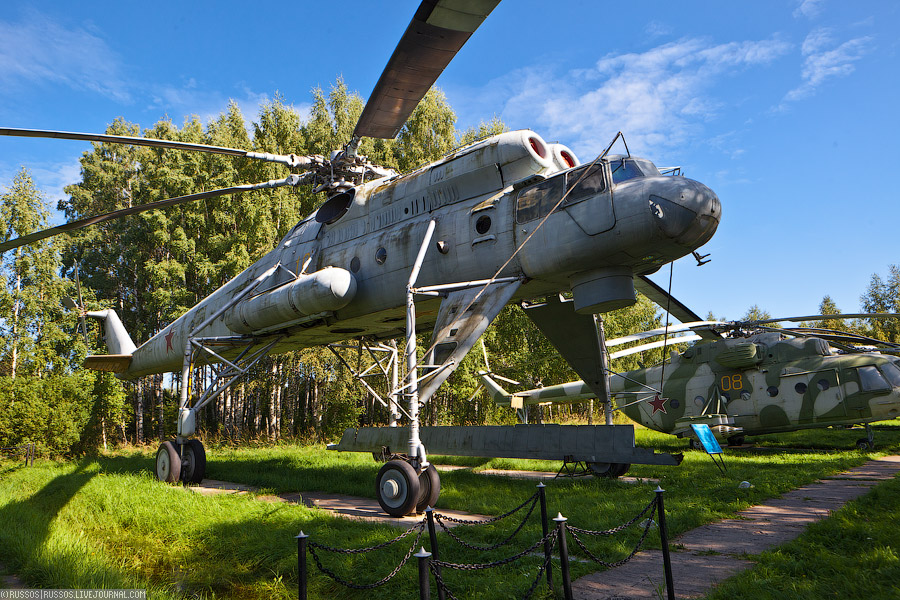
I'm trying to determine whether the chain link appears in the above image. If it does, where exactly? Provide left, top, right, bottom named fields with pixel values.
left=522, top=534, right=557, bottom=600
left=436, top=494, right=539, bottom=551
left=307, top=524, right=424, bottom=589
left=567, top=514, right=656, bottom=569
left=307, top=516, right=425, bottom=554
left=433, top=490, right=539, bottom=526
left=567, top=496, right=658, bottom=537
left=433, top=527, right=557, bottom=571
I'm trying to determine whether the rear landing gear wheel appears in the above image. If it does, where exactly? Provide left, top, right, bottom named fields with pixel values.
left=689, top=438, right=703, bottom=450
left=856, top=438, right=875, bottom=451
left=416, top=464, right=441, bottom=513
left=155, top=441, right=181, bottom=483
left=727, top=435, right=746, bottom=447
left=376, top=460, right=420, bottom=517
left=588, top=462, right=630, bottom=478
left=181, top=439, right=206, bottom=484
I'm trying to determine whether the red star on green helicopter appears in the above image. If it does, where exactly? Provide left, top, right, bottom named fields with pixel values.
left=649, top=394, right=668, bottom=415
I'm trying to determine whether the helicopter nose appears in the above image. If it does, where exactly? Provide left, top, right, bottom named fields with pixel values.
left=647, top=178, right=720, bottom=248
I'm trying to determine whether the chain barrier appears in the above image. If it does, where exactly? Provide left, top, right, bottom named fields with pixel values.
left=566, top=497, right=659, bottom=569
left=435, top=492, right=539, bottom=551
left=567, top=495, right=658, bottom=537
left=430, top=528, right=559, bottom=600
left=306, top=519, right=425, bottom=590
left=433, top=489, right=539, bottom=526
left=301, top=487, right=672, bottom=599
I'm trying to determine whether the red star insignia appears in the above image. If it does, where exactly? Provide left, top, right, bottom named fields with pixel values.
left=649, top=394, right=668, bottom=415
left=165, top=328, right=175, bottom=353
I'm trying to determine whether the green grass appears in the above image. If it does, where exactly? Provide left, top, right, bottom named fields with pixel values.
left=0, top=423, right=898, bottom=599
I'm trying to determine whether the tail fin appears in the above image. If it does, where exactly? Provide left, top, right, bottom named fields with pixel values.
left=83, top=309, right=135, bottom=373
left=478, top=370, right=512, bottom=406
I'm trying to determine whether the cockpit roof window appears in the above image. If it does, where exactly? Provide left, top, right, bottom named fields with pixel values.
left=610, top=158, right=644, bottom=184
left=564, top=162, right=606, bottom=203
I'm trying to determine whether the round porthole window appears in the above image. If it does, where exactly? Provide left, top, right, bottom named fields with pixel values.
left=375, top=247, right=387, bottom=265
left=475, top=215, right=492, bottom=234
left=694, top=396, right=705, bottom=408
left=350, top=256, right=360, bottom=273
left=795, top=382, right=807, bottom=394
left=670, top=398, right=680, bottom=409
left=767, top=386, right=779, bottom=397
left=817, top=379, right=830, bottom=391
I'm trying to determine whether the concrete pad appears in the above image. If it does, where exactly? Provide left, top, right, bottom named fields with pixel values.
left=573, top=550, right=751, bottom=599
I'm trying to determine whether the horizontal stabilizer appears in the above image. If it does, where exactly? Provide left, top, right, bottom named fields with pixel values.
left=84, top=354, right=133, bottom=373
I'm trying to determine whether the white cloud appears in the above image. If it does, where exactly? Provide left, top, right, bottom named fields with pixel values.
left=495, top=37, right=791, bottom=158
left=782, top=28, right=872, bottom=104
left=0, top=11, right=130, bottom=102
left=793, top=0, right=825, bottom=19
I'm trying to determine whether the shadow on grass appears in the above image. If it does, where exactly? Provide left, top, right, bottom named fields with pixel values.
left=0, top=460, right=98, bottom=578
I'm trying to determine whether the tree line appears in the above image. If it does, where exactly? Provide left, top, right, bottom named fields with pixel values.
left=2, top=80, right=899, bottom=455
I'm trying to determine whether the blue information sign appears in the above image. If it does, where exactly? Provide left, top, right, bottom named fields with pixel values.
left=690, top=424, right=722, bottom=454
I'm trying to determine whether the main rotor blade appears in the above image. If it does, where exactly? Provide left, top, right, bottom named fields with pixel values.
left=0, top=127, right=314, bottom=168
left=744, top=313, right=900, bottom=326
left=353, top=0, right=500, bottom=140
left=0, top=175, right=302, bottom=253
left=634, top=275, right=722, bottom=340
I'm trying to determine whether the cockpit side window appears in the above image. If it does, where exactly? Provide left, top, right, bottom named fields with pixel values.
left=880, top=361, right=900, bottom=387
left=564, top=163, right=606, bottom=204
left=516, top=175, right=564, bottom=223
left=858, top=365, right=891, bottom=392
left=610, top=159, right=644, bottom=184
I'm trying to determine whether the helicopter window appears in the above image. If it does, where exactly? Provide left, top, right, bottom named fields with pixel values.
left=632, top=158, right=660, bottom=176
left=475, top=215, right=492, bottom=234
left=694, top=396, right=705, bottom=408
left=858, top=366, right=890, bottom=392
left=610, top=159, right=644, bottom=184
left=816, top=379, right=830, bottom=391
left=375, top=247, right=387, bottom=265
left=516, top=175, right=564, bottom=223
left=767, top=386, right=779, bottom=397
left=564, top=163, right=606, bottom=203
left=794, top=382, right=807, bottom=394
left=880, top=362, right=900, bottom=387
left=670, top=399, right=680, bottom=409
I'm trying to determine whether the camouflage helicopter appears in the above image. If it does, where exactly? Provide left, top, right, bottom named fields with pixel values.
left=0, top=0, right=721, bottom=515
left=482, top=311, right=900, bottom=454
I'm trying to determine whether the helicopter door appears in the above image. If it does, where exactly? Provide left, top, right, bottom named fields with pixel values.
left=562, top=162, right=615, bottom=235
left=808, top=369, right=845, bottom=420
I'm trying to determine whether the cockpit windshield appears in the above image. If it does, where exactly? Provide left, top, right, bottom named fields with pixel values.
left=881, top=361, right=900, bottom=387
left=609, top=158, right=659, bottom=184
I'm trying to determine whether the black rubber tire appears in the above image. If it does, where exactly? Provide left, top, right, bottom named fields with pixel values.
left=376, top=460, right=420, bottom=517
left=155, top=441, right=181, bottom=483
left=727, top=435, right=746, bottom=447
left=856, top=438, right=874, bottom=451
left=182, top=439, right=207, bottom=484
left=416, top=464, right=441, bottom=513
left=587, top=462, right=613, bottom=477
left=689, top=438, right=703, bottom=450
left=610, top=463, right=631, bottom=478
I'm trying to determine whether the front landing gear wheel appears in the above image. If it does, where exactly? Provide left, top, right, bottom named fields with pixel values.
left=856, top=438, right=875, bottom=451
left=155, top=441, right=181, bottom=483
left=376, top=460, right=420, bottom=517
left=588, top=462, right=630, bottom=478
left=181, top=440, right=207, bottom=484
left=416, top=464, right=441, bottom=513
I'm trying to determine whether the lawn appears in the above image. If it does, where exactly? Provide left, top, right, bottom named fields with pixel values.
left=0, top=423, right=897, bottom=599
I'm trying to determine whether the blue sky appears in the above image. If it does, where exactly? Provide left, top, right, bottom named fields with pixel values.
left=1, top=0, right=897, bottom=323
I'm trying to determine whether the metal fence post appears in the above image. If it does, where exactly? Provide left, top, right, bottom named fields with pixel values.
left=554, top=513, right=572, bottom=600
left=537, top=482, right=553, bottom=591
left=415, top=547, right=432, bottom=600
left=296, top=531, right=308, bottom=600
left=655, top=487, right=675, bottom=600
left=425, top=507, right=446, bottom=600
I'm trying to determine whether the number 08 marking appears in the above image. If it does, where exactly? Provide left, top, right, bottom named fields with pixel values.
left=720, top=373, right=743, bottom=391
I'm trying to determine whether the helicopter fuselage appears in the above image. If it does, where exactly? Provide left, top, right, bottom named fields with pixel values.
left=119, top=130, right=720, bottom=378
